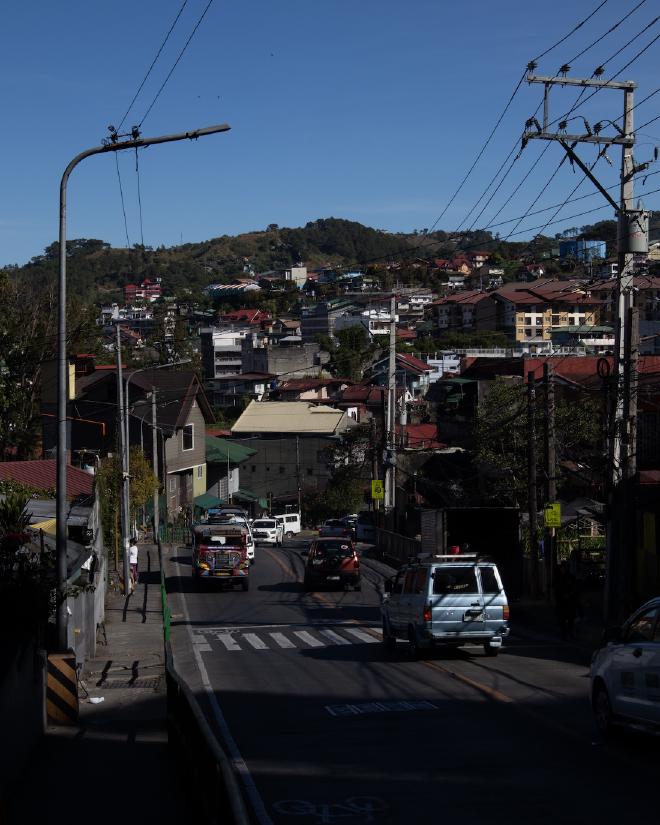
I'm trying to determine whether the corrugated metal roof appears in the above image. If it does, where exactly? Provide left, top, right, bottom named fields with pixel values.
left=231, top=401, right=349, bottom=434
left=0, top=460, right=93, bottom=498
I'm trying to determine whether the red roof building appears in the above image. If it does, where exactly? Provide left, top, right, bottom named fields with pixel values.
left=0, top=460, right=94, bottom=499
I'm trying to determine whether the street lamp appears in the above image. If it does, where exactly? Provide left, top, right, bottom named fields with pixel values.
left=56, top=123, right=230, bottom=649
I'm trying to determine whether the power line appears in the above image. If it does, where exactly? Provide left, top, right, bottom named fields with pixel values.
left=425, top=1, right=615, bottom=234
left=114, top=155, right=131, bottom=248
left=139, top=0, right=217, bottom=127
left=135, top=148, right=145, bottom=248
left=560, top=0, right=648, bottom=69
left=117, top=0, right=190, bottom=131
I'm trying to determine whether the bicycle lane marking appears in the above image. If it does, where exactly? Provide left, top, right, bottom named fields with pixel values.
left=174, top=552, right=275, bottom=825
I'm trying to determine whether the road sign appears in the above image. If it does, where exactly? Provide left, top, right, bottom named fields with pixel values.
left=544, top=503, right=561, bottom=528
left=371, top=480, right=384, bottom=500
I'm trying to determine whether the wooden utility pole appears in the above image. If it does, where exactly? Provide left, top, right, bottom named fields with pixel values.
left=527, top=371, right=539, bottom=598
left=151, top=388, right=159, bottom=539
left=522, top=72, right=651, bottom=622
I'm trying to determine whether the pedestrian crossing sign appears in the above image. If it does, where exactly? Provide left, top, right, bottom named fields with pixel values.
left=371, top=480, right=384, bottom=500
left=544, top=503, right=561, bottom=528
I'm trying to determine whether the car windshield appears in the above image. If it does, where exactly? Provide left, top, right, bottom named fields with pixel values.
left=432, top=567, right=479, bottom=595
left=313, top=542, right=353, bottom=558
left=254, top=520, right=276, bottom=528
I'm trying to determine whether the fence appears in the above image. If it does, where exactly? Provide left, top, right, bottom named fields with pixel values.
left=375, top=527, right=421, bottom=568
left=158, top=524, right=192, bottom=545
left=157, top=541, right=249, bottom=825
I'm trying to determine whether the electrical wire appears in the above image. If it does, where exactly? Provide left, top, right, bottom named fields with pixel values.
left=114, top=155, right=131, bottom=249
left=139, top=0, right=216, bottom=127
left=135, top=148, right=145, bottom=248
left=116, top=0, right=190, bottom=131
left=560, top=0, right=648, bottom=69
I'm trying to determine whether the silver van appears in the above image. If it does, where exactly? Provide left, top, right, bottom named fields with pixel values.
left=381, top=555, right=510, bottom=657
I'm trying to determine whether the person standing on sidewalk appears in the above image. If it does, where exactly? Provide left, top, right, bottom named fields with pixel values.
left=129, top=539, right=139, bottom=592
left=554, top=561, right=581, bottom=640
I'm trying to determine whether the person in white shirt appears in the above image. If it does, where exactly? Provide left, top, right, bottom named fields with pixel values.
left=129, top=541, right=139, bottom=590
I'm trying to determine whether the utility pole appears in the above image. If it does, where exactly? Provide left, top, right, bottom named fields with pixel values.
left=384, top=295, right=397, bottom=518
left=522, top=73, right=652, bottom=622
left=151, top=389, right=159, bottom=540
left=527, top=370, right=539, bottom=598
left=55, top=122, right=230, bottom=649
left=370, top=416, right=379, bottom=517
left=115, top=325, right=131, bottom=595
left=296, top=435, right=302, bottom=515
left=543, top=362, right=556, bottom=599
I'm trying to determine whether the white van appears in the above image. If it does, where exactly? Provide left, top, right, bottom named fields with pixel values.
left=275, top=512, right=301, bottom=538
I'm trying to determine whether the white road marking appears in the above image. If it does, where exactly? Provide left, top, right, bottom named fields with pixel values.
left=319, top=628, right=351, bottom=646
left=216, top=634, right=241, bottom=652
left=293, top=631, right=325, bottom=648
left=174, top=557, right=273, bottom=825
left=343, top=627, right=379, bottom=644
left=270, top=632, right=296, bottom=649
left=243, top=633, right=268, bottom=650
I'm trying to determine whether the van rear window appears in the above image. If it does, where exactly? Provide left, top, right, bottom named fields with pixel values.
left=433, top=568, right=478, bottom=595
left=479, top=567, right=501, bottom=593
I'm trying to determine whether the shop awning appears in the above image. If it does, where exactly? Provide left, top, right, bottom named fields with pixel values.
left=193, top=493, right=224, bottom=510
left=233, top=488, right=268, bottom=509
left=205, top=436, right=257, bottom=465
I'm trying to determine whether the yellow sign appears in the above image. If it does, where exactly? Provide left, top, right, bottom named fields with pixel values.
left=544, top=503, right=561, bottom=528
left=371, top=480, right=384, bottom=500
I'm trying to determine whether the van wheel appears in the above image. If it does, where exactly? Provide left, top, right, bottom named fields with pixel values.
left=408, top=626, right=421, bottom=660
left=484, top=642, right=499, bottom=657
left=286, top=531, right=294, bottom=538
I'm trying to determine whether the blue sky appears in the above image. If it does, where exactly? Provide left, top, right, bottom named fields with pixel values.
left=1, top=0, right=658, bottom=266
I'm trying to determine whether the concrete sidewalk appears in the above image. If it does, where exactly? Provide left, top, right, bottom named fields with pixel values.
left=8, top=544, right=188, bottom=825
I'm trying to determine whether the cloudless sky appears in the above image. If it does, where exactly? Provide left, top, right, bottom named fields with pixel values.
left=1, top=0, right=658, bottom=266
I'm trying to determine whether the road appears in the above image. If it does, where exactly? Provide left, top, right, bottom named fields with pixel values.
left=166, top=538, right=659, bottom=825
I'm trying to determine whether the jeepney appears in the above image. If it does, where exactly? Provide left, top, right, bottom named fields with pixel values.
left=191, top=523, right=250, bottom=590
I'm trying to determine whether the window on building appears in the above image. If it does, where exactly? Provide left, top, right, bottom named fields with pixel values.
left=251, top=465, right=256, bottom=472
left=169, top=477, right=176, bottom=492
left=197, top=465, right=203, bottom=479
left=182, top=424, right=194, bottom=451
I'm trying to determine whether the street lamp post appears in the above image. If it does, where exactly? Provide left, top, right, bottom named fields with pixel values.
left=56, top=124, right=230, bottom=649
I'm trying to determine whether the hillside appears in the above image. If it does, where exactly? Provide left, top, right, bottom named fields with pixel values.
left=6, top=213, right=654, bottom=303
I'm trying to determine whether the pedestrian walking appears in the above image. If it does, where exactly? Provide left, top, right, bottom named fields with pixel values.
left=129, top=539, right=139, bottom=591
left=554, top=561, right=581, bottom=640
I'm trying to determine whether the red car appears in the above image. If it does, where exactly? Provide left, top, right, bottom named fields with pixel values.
left=303, top=538, right=361, bottom=591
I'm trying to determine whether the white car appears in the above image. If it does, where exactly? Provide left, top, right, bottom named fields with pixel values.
left=252, top=518, right=283, bottom=546
left=591, top=596, right=660, bottom=735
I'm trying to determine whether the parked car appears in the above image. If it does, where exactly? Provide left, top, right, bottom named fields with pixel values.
left=303, top=537, right=361, bottom=591
left=319, top=519, right=353, bottom=539
left=591, top=596, right=660, bottom=736
left=381, top=555, right=510, bottom=657
left=252, top=518, right=283, bottom=546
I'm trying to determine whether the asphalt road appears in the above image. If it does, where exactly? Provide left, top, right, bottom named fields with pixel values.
left=166, top=538, right=660, bottom=825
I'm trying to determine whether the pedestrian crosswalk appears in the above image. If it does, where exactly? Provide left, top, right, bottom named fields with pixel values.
left=192, top=623, right=381, bottom=653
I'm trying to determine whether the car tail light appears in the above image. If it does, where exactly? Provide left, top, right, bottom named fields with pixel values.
left=353, top=557, right=359, bottom=569
left=502, top=604, right=510, bottom=621
left=423, top=605, right=432, bottom=623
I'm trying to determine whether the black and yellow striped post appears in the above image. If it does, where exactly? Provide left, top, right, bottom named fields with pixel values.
left=47, top=652, right=79, bottom=725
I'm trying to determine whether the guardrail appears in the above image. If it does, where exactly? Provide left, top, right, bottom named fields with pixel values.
left=158, top=540, right=250, bottom=825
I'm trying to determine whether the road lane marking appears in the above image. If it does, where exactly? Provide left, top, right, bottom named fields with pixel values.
left=319, top=628, right=352, bottom=646
left=420, top=660, right=513, bottom=704
left=294, top=631, right=325, bottom=648
left=325, top=700, right=438, bottom=717
left=343, top=627, right=379, bottom=644
left=216, top=634, right=241, bottom=652
left=173, top=555, right=273, bottom=825
left=270, top=632, right=296, bottom=649
left=243, top=633, right=269, bottom=650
